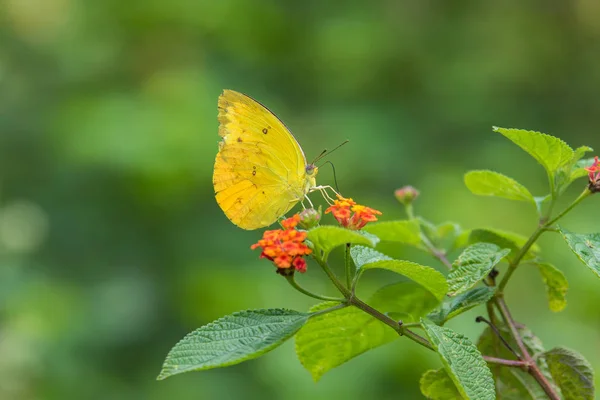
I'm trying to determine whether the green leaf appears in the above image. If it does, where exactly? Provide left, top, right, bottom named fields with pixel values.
left=362, top=220, right=422, bottom=247
left=493, top=127, right=574, bottom=182
left=437, top=222, right=463, bottom=241
left=421, top=319, right=495, bottom=400
left=464, top=170, right=535, bottom=203
left=351, top=246, right=448, bottom=300
left=456, top=228, right=540, bottom=260
left=535, top=262, right=568, bottom=312
left=295, top=301, right=396, bottom=381
left=354, top=230, right=381, bottom=246
left=543, top=347, right=595, bottom=400
left=447, top=243, right=510, bottom=296
left=158, top=309, right=309, bottom=380
left=307, top=226, right=375, bottom=258
left=478, top=326, right=555, bottom=399
left=427, top=287, right=495, bottom=325
left=369, top=282, right=440, bottom=323
left=573, top=146, right=593, bottom=162
left=419, top=218, right=462, bottom=249
left=420, top=369, right=462, bottom=400
left=571, top=157, right=596, bottom=181
left=559, top=228, right=600, bottom=278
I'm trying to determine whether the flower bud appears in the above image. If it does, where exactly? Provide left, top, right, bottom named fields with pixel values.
left=394, top=186, right=420, bottom=205
left=298, top=207, right=321, bottom=229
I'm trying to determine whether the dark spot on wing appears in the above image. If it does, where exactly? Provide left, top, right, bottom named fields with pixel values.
left=237, top=137, right=243, bottom=142
left=252, top=170, right=256, bottom=176
left=262, top=128, right=268, bottom=134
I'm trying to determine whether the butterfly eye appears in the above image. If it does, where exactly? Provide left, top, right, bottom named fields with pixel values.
left=305, top=164, right=317, bottom=176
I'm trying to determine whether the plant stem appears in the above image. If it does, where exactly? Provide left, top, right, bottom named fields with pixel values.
left=495, top=297, right=560, bottom=400
left=486, top=189, right=592, bottom=400
left=344, top=243, right=352, bottom=289
left=405, top=203, right=414, bottom=219
left=483, top=356, right=528, bottom=368
left=497, top=226, right=544, bottom=292
left=349, top=296, right=435, bottom=351
left=314, top=256, right=352, bottom=298
left=285, top=275, right=345, bottom=302
left=314, top=254, right=435, bottom=350
left=476, top=316, right=520, bottom=358
left=545, top=188, right=591, bottom=227
left=497, top=187, right=591, bottom=293
left=311, top=302, right=348, bottom=317
left=422, top=234, right=452, bottom=269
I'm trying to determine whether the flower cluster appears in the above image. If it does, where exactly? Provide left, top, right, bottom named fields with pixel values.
left=250, top=214, right=312, bottom=274
left=586, top=156, right=600, bottom=192
left=325, top=195, right=382, bottom=230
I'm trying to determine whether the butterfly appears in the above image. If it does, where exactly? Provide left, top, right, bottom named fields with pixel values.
left=213, top=90, right=323, bottom=230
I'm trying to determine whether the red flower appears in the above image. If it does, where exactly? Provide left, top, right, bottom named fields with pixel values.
left=325, top=195, right=382, bottom=230
left=251, top=215, right=312, bottom=274
left=586, top=156, right=600, bottom=193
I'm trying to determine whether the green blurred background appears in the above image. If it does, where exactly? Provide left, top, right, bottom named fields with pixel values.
left=1, top=1, right=600, bottom=399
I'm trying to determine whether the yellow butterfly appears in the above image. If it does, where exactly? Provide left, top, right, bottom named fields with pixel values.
left=213, top=90, right=321, bottom=230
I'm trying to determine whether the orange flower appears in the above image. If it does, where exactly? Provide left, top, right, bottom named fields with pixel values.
left=251, top=215, right=312, bottom=274
left=586, top=156, right=600, bottom=192
left=325, top=195, right=382, bottom=230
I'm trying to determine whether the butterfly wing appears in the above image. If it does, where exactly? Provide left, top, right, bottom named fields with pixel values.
left=213, top=90, right=308, bottom=230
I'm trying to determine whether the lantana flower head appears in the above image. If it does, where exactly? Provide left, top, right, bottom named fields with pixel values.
left=251, top=214, right=312, bottom=274
left=586, top=156, right=600, bottom=192
left=325, top=195, right=382, bottom=230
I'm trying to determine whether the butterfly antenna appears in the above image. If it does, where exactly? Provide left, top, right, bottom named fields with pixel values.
left=312, top=139, right=350, bottom=164
left=319, top=160, right=341, bottom=193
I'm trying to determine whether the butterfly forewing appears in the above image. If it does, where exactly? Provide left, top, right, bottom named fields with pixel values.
left=213, top=90, right=309, bottom=230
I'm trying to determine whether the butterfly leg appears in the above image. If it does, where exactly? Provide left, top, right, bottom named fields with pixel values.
left=310, top=185, right=339, bottom=204
left=303, top=195, right=315, bottom=208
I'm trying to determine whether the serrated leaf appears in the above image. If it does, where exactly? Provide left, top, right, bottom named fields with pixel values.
left=370, top=282, right=440, bottom=323
left=535, top=262, right=568, bottom=312
left=295, top=301, right=396, bottom=381
left=456, top=228, right=540, bottom=260
left=573, top=146, right=593, bottom=162
left=559, top=228, right=600, bottom=278
left=447, top=243, right=510, bottom=296
left=362, top=220, right=422, bottom=247
left=351, top=246, right=447, bottom=300
left=427, top=287, right=495, bottom=325
left=158, top=309, right=309, bottom=380
left=543, top=347, right=595, bottom=400
left=307, top=226, right=375, bottom=258
left=478, top=326, right=554, bottom=399
left=465, top=170, right=535, bottom=203
left=422, top=319, right=495, bottom=400
left=493, top=127, right=574, bottom=181
left=420, top=369, right=462, bottom=400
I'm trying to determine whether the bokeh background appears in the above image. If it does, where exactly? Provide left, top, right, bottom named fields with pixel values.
left=1, top=1, right=600, bottom=399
